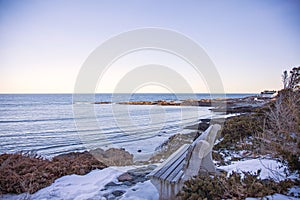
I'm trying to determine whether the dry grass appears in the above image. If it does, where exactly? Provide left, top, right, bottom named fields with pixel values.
left=0, top=151, right=107, bottom=194
left=179, top=170, right=296, bottom=200
left=263, top=89, right=300, bottom=154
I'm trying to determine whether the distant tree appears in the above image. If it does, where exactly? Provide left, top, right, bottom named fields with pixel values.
left=282, top=70, right=288, bottom=89
left=263, top=66, right=300, bottom=170
left=287, top=66, right=300, bottom=89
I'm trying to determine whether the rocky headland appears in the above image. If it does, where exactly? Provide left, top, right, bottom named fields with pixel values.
left=94, top=95, right=273, bottom=114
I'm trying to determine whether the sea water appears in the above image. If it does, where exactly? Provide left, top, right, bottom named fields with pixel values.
left=0, top=93, right=255, bottom=158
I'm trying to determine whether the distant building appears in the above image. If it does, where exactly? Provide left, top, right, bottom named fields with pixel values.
left=260, top=90, right=277, bottom=98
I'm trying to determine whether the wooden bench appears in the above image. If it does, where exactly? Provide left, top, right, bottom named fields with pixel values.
left=148, top=124, right=221, bottom=200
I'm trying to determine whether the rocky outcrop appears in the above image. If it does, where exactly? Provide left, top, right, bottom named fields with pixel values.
left=211, top=105, right=255, bottom=113
left=94, top=101, right=111, bottom=104
left=118, top=100, right=179, bottom=106
left=210, top=96, right=273, bottom=114
left=116, top=165, right=157, bottom=186
left=90, top=148, right=134, bottom=166
left=93, top=96, right=272, bottom=112
left=184, top=121, right=210, bottom=132
left=117, top=172, right=133, bottom=182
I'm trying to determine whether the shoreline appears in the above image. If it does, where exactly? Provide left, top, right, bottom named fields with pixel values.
left=2, top=95, right=288, bottom=198
left=0, top=95, right=273, bottom=160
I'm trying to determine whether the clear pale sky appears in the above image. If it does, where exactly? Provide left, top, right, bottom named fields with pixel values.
left=0, top=0, right=299, bottom=93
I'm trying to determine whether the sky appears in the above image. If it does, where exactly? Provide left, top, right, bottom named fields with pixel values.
left=0, top=0, right=299, bottom=94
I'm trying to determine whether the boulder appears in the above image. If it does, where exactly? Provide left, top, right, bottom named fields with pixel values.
left=112, top=190, right=125, bottom=197
left=90, top=148, right=134, bottom=166
left=117, top=172, right=133, bottom=182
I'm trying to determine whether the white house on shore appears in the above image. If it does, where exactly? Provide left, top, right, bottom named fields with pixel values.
left=260, top=90, right=277, bottom=98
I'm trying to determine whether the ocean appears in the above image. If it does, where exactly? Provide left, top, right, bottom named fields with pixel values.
left=0, top=93, right=256, bottom=159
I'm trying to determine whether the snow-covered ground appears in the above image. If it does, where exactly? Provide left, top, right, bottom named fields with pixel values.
left=246, top=193, right=300, bottom=200
left=219, top=158, right=300, bottom=200
left=219, top=158, right=288, bottom=181
left=1, top=159, right=298, bottom=200
left=0, top=166, right=158, bottom=200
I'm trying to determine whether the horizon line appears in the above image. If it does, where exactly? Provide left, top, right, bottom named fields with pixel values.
left=0, top=92, right=260, bottom=95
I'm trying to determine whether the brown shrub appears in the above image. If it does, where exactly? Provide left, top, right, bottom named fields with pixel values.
left=215, top=114, right=264, bottom=151
left=263, top=89, right=300, bottom=154
left=0, top=151, right=107, bottom=194
left=178, top=170, right=296, bottom=200
left=256, top=89, right=300, bottom=171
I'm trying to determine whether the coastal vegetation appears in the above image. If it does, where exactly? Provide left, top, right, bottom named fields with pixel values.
left=0, top=148, right=133, bottom=194
left=180, top=66, right=300, bottom=199
left=0, top=151, right=106, bottom=194
left=179, top=170, right=295, bottom=200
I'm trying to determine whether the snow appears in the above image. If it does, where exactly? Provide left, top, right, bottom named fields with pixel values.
left=0, top=166, right=132, bottom=200
left=1, top=159, right=298, bottom=200
left=218, top=158, right=288, bottom=181
left=218, top=158, right=299, bottom=199
left=289, top=186, right=300, bottom=197
left=32, top=167, right=131, bottom=200
left=246, top=193, right=300, bottom=200
left=120, top=181, right=158, bottom=200
left=0, top=166, right=158, bottom=200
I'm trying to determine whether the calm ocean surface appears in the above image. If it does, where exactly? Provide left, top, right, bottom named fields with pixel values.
left=0, top=93, right=256, bottom=158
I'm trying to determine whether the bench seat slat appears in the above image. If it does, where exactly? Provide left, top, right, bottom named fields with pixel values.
left=148, top=144, right=190, bottom=178
left=166, top=156, right=186, bottom=183
left=160, top=149, right=187, bottom=181
left=153, top=147, right=188, bottom=179
left=172, top=169, right=184, bottom=183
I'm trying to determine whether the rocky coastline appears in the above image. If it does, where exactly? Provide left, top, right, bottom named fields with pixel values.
left=94, top=95, right=273, bottom=114
left=1, top=94, right=295, bottom=198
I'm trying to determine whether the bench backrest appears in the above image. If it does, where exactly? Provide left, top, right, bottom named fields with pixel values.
left=182, top=124, right=221, bottom=181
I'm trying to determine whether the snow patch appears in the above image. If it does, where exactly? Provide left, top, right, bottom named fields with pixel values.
left=0, top=166, right=134, bottom=200
left=120, top=180, right=158, bottom=200
left=246, top=193, right=300, bottom=200
left=219, top=158, right=287, bottom=181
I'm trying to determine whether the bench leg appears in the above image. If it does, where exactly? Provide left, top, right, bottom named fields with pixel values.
left=150, top=179, right=182, bottom=200
left=200, top=153, right=216, bottom=173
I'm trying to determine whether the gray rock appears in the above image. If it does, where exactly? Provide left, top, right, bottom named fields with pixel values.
left=105, top=181, right=120, bottom=187
left=200, top=118, right=211, bottom=123
left=128, top=165, right=156, bottom=176
left=112, top=190, right=125, bottom=197
left=132, top=176, right=147, bottom=183
left=123, top=181, right=134, bottom=186
left=117, top=172, right=133, bottom=182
